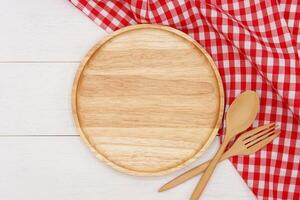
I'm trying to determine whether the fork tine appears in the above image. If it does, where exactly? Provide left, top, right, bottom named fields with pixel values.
left=245, top=128, right=276, bottom=146
left=239, top=123, right=275, bottom=141
left=246, top=131, right=280, bottom=153
left=246, top=130, right=278, bottom=147
left=243, top=125, right=275, bottom=143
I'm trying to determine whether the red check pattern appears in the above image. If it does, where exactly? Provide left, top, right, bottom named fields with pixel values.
left=69, top=0, right=300, bottom=199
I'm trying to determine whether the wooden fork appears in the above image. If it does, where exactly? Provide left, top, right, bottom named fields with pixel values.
left=159, top=123, right=278, bottom=192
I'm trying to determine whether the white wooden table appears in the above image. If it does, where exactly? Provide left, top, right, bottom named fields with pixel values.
left=0, top=1, right=256, bottom=199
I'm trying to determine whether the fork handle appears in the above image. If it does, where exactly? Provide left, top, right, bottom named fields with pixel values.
left=190, top=142, right=227, bottom=200
left=159, top=149, right=233, bottom=192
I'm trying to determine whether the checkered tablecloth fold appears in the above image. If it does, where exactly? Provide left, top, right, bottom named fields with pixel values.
left=69, top=0, right=300, bottom=199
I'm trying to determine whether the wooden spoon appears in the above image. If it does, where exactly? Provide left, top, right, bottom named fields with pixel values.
left=190, top=91, right=259, bottom=200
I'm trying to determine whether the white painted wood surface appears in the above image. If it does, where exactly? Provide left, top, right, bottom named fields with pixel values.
left=0, top=63, right=78, bottom=135
left=0, top=0, right=105, bottom=61
left=0, top=0, right=256, bottom=199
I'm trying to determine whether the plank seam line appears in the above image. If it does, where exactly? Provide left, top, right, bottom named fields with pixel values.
left=0, top=134, right=221, bottom=137
left=0, top=135, right=79, bottom=137
left=0, top=61, right=80, bottom=63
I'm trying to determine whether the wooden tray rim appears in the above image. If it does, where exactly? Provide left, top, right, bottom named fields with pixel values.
left=72, top=24, right=225, bottom=176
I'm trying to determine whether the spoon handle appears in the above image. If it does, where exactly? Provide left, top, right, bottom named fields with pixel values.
left=190, top=142, right=228, bottom=200
left=159, top=150, right=232, bottom=192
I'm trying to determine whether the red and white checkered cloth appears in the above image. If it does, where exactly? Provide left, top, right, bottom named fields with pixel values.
left=69, top=0, right=300, bottom=199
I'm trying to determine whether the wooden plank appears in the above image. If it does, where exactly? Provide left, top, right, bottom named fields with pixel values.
left=0, top=0, right=106, bottom=61
left=0, top=63, right=77, bottom=135
left=0, top=136, right=255, bottom=200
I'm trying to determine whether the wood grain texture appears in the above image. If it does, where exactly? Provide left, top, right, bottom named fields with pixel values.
left=73, top=24, right=224, bottom=176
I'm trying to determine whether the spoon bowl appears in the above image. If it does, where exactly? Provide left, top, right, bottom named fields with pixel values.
left=225, top=91, right=260, bottom=141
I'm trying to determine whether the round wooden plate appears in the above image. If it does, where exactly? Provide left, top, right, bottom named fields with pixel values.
left=72, top=24, right=224, bottom=176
